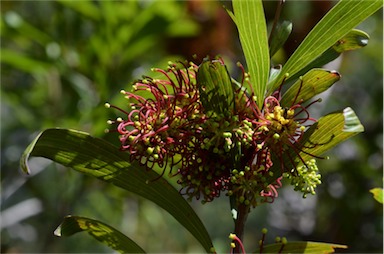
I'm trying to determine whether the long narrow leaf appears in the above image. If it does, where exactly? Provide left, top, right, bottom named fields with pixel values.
left=54, top=215, right=146, bottom=253
left=283, top=29, right=370, bottom=84
left=268, top=0, right=382, bottom=94
left=262, top=241, right=347, bottom=253
left=20, top=128, right=214, bottom=253
left=232, top=0, right=270, bottom=107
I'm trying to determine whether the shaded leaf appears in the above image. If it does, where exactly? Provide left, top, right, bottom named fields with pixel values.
left=20, top=128, right=214, bottom=253
left=268, top=0, right=382, bottom=94
left=370, top=188, right=383, bottom=204
left=3, top=11, right=52, bottom=45
left=281, top=69, right=341, bottom=107
left=300, top=107, right=364, bottom=162
left=54, top=215, right=145, bottom=253
left=197, top=59, right=234, bottom=115
left=1, top=49, right=51, bottom=74
left=269, top=21, right=293, bottom=58
left=57, top=0, right=101, bottom=20
left=232, top=0, right=270, bottom=107
left=262, top=241, right=347, bottom=253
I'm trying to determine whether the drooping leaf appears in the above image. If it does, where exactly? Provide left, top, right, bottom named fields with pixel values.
left=20, top=128, right=214, bottom=253
left=232, top=0, right=270, bottom=107
left=300, top=107, right=364, bottom=162
left=54, top=215, right=145, bottom=253
left=197, top=59, right=235, bottom=115
left=332, top=29, right=370, bottom=53
left=261, top=241, right=347, bottom=253
left=283, top=29, right=370, bottom=84
left=280, top=69, right=341, bottom=107
left=269, top=21, right=293, bottom=58
left=268, top=0, right=382, bottom=94
left=370, top=188, right=383, bottom=204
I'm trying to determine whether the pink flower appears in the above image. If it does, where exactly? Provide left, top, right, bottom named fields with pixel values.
left=107, top=59, right=321, bottom=205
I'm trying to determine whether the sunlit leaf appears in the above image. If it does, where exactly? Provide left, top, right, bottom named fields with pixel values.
left=268, top=0, right=382, bottom=94
left=232, top=0, right=270, bottom=107
left=262, top=241, right=347, bottom=253
left=197, top=59, right=234, bottom=115
left=281, top=69, right=341, bottom=107
left=269, top=21, right=293, bottom=58
left=54, top=215, right=145, bottom=253
left=20, top=128, right=214, bottom=253
left=370, top=188, right=383, bottom=204
left=284, top=29, right=370, bottom=83
left=300, top=107, right=364, bottom=162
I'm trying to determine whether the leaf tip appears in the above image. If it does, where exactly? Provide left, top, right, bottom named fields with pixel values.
left=343, top=107, right=364, bottom=133
left=54, top=225, right=62, bottom=237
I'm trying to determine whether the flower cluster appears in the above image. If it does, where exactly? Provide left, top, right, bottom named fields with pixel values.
left=284, top=158, right=322, bottom=198
left=106, top=59, right=322, bottom=206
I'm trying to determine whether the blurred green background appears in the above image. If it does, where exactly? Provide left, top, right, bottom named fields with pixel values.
left=1, top=1, right=382, bottom=253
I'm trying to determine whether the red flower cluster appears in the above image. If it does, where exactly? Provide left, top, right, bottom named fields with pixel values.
left=107, top=59, right=320, bottom=206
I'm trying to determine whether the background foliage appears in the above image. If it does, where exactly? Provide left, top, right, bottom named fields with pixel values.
left=1, top=1, right=382, bottom=253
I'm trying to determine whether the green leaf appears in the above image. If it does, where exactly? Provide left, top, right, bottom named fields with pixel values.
left=232, top=0, right=270, bottom=107
left=20, top=128, right=214, bottom=253
left=370, top=188, right=383, bottom=204
left=284, top=29, right=370, bottom=83
left=54, top=215, right=145, bottom=253
left=268, top=0, right=382, bottom=94
left=262, top=241, right=347, bottom=253
left=280, top=69, right=341, bottom=107
left=197, top=59, right=234, bottom=115
left=332, top=29, right=370, bottom=53
left=57, top=0, right=101, bottom=20
left=269, top=21, right=293, bottom=58
left=300, top=107, right=364, bottom=162
left=1, top=49, right=51, bottom=74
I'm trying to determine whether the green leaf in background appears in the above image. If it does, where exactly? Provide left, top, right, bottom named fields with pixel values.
left=262, top=241, right=347, bottom=253
left=3, top=11, right=52, bottom=46
left=269, top=20, right=293, bottom=58
left=20, top=128, right=214, bottom=253
left=280, top=69, right=341, bottom=107
left=57, top=0, right=101, bottom=20
left=0, top=49, right=51, bottom=74
left=283, top=29, right=370, bottom=84
left=300, top=107, right=364, bottom=162
left=268, top=0, right=382, bottom=94
left=232, top=0, right=270, bottom=107
left=197, top=59, right=234, bottom=115
left=370, top=188, right=383, bottom=204
left=54, top=215, right=146, bottom=253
